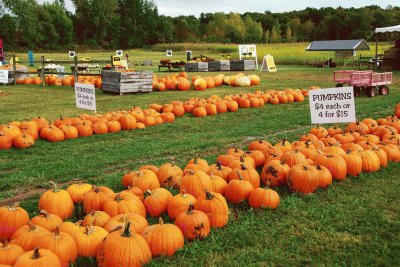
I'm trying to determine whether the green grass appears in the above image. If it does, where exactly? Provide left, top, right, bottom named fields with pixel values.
left=1, top=66, right=399, bottom=266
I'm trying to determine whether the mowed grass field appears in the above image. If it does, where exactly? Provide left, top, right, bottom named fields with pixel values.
left=1, top=49, right=400, bottom=266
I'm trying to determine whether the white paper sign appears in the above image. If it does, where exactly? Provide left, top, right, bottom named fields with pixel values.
left=309, top=87, right=356, bottom=124
left=166, top=50, right=173, bottom=57
left=0, top=70, right=8, bottom=84
left=75, top=83, right=96, bottom=111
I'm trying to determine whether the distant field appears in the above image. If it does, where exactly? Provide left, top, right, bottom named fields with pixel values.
left=6, top=42, right=392, bottom=68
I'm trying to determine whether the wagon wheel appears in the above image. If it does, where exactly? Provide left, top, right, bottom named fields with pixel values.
left=378, top=85, right=389, bottom=95
left=353, top=87, right=361, bottom=97
left=366, top=86, right=375, bottom=97
left=336, top=83, right=343, bottom=87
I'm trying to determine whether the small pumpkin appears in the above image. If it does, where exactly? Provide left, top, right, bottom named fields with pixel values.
left=174, top=204, right=210, bottom=241
left=194, top=191, right=229, bottom=228
left=143, top=188, right=173, bottom=217
left=248, top=188, right=280, bottom=209
left=167, top=190, right=197, bottom=221
left=30, top=210, right=63, bottom=232
left=14, top=248, right=61, bottom=267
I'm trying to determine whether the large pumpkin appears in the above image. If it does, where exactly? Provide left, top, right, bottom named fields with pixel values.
left=143, top=188, right=173, bottom=217
left=248, top=188, right=280, bottom=209
left=286, top=164, right=320, bottom=194
left=174, top=204, right=210, bottom=241
left=0, top=239, right=24, bottom=266
left=38, top=182, right=75, bottom=220
left=97, top=223, right=152, bottom=267
left=312, top=153, right=347, bottom=180
left=14, top=248, right=61, bottom=267
left=30, top=210, right=63, bottom=232
left=167, top=190, right=196, bottom=221
left=0, top=202, right=29, bottom=240
left=194, top=191, right=228, bottom=228
left=103, top=192, right=146, bottom=218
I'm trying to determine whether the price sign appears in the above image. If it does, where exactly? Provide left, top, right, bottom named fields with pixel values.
left=75, top=83, right=96, bottom=111
left=0, top=70, right=8, bottom=84
left=309, top=87, right=356, bottom=124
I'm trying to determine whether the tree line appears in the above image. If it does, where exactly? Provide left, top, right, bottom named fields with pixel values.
left=0, top=0, right=399, bottom=50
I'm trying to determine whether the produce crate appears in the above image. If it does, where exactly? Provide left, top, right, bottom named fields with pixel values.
left=208, top=61, right=221, bottom=72
left=198, top=62, right=209, bottom=72
left=244, top=60, right=256, bottom=71
left=220, top=60, right=230, bottom=71
left=185, top=62, right=198, bottom=72
left=230, top=60, right=244, bottom=71
left=101, top=70, right=153, bottom=95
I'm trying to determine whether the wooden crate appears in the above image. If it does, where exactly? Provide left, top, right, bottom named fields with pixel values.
left=220, top=60, right=230, bottom=71
left=230, top=60, right=244, bottom=71
left=244, top=60, right=256, bottom=70
left=208, top=61, right=221, bottom=72
left=198, top=62, right=209, bottom=72
left=101, top=70, right=153, bottom=95
left=185, top=62, right=198, bottom=72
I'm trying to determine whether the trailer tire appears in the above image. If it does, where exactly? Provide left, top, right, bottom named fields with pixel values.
left=379, top=85, right=389, bottom=95
left=353, top=87, right=361, bottom=97
left=366, top=86, right=375, bottom=97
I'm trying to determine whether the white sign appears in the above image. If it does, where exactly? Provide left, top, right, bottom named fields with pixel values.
left=260, top=55, right=277, bottom=72
left=239, top=44, right=258, bottom=69
left=68, top=51, right=76, bottom=57
left=75, top=83, right=96, bottom=111
left=116, top=50, right=123, bottom=56
left=166, top=50, right=173, bottom=57
left=0, top=70, right=8, bottom=84
left=309, top=87, right=356, bottom=124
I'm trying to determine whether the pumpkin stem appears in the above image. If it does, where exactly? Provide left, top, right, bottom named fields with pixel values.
left=49, top=181, right=59, bottom=192
left=39, top=209, right=50, bottom=218
left=32, top=247, right=41, bottom=259
left=216, top=161, right=222, bottom=170
left=237, top=171, right=244, bottom=181
left=302, top=165, right=309, bottom=171
left=181, top=189, right=187, bottom=197
left=158, top=217, right=164, bottom=225
left=53, top=227, right=62, bottom=238
left=187, top=203, right=194, bottom=214
left=8, top=202, right=20, bottom=211
left=205, top=190, right=214, bottom=200
left=347, top=149, right=352, bottom=154
left=121, top=222, right=132, bottom=237
left=0, top=238, right=8, bottom=248
left=240, top=163, right=247, bottom=170
left=27, top=221, right=37, bottom=231
left=115, top=193, right=122, bottom=202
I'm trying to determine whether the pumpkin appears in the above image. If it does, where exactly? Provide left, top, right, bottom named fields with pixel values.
left=10, top=222, right=49, bottom=251
left=59, top=124, right=79, bottom=139
left=59, top=221, right=83, bottom=239
left=244, top=150, right=266, bottom=167
left=248, top=188, right=280, bottom=209
left=167, top=190, right=197, bottom=221
left=371, top=147, right=388, bottom=168
left=312, top=153, right=347, bottom=180
left=66, top=182, right=92, bottom=203
left=0, top=239, right=24, bottom=266
left=156, top=163, right=183, bottom=188
left=194, top=78, right=207, bottom=90
left=36, top=228, right=78, bottom=267
left=121, top=186, right=145, bottom=202
left=315, top=165, right=332, bottom=188
left=19, top=121, right=39, bottom=140
left=103, top=193, right=146, bottom=218
left=192, top=107, right=207, bottom=117
left=38, top=182, right=75, bottom=220
left=106, top=120, right=122, bottom=133
left=82, top=186, right=114, bottom=214
left=12, top=133, right=35, bottom=149
left=260, top=159, right=290, bottom=187
left=0, top=132, right=12, bottom=150
left=14, top=248, right=61, bottom=267
left=74, top=225, right=108, bottom=257
left=92, top=122, right=109, bottom=135
left=180, top=170, right=213, bottom=199
left=209, top=173, right=228, bottom=195
left=209, top=161, right=232, bottom=181
left=194, top=191, right=228, bottom=228
left=286, top=164, right=320, bottom=194
left=225, top=172, right=254, bottom=204
left=83, top=211, right=111, bottom=228
left=358, top=150, right=381, bottom=172
left=141, top=218, right=184, bottom=258
left=175, top=204, right=210, bottom=241
left=122, top=170, right=160, bottom=193
left=185, top=157, right=211, bottom=174
left=103, top=213, right=148, bottom=233
left=340, top=150, right=363, bottom=177
left=30, top=210, right=63, bottom=232
left=97, top=222, right=152, bottom=267
left=228, top=164, right=260, bottom=188
left=143, top=188, right=173, bottom=217
left=280, top=150, right=308, bottom=167
left=0, top=202, right=30, bottom=240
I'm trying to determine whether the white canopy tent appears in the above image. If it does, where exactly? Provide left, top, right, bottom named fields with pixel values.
left=374, top=25, right=400, bottom=58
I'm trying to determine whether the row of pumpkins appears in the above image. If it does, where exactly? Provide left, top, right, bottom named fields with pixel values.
left=152, top=72, right=261, bottom=91
left=0, top=89, right=308, bottom=150
left=15, top=75, right=103, bottom=88
left=1, top=104, right=400, bottom=266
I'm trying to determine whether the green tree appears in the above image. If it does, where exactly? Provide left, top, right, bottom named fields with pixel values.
left=285, top=25, right=292, bottom=42
left=175, top=18, right=190, bottom=42
left=224, top=13, right=245, bottom=43
left=270, top=25, right=280, bottom=43
left=243, top=15, right=263, bottom=43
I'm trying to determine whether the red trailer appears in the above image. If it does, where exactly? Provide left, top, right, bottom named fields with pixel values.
left=333, top=70, right=392, bottom=97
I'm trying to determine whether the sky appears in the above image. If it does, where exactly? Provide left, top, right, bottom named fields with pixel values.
left=40, top=0, right=398, bottom=16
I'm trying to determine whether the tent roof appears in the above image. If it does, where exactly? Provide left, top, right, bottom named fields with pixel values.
left=375, top=24, right=400, bottom=33
left=306, top=39, right=370, bottom=51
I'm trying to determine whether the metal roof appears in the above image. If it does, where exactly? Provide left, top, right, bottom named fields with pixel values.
left=306, top=39, right=370, bottom=51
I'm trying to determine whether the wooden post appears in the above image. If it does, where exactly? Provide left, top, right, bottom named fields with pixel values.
left=12, top=55, right=16, bottom=85
left=74, top=55, right=78, bottom=83
left=41, top=56, right=45, bottom=87
left=110, top=55, right=113, bottom=68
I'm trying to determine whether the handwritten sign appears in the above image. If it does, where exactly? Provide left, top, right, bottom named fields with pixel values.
left=260, top=55, right=276, bottom=72
left=0, top=70, right=8, bottom=84
left=309, top=87, right=356, bottom=124
left=75, top=83, right=96, bottom=111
